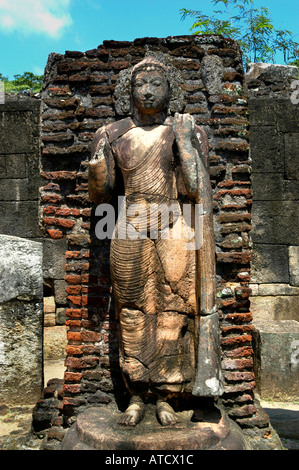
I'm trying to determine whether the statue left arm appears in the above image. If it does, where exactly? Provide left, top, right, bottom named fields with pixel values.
left=88, top=127, right=115, bottom=205
left=173, top=113, right=216, bottom=316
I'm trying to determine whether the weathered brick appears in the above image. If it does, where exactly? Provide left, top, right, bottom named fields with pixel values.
left=44, top=217, right=75, bottom=229
left=66, top=308, right=82, bottom=318
left=47, top=229, right=64, bottom=239
left=221, top=334, right=252, bottom=347
left=65, top=356, right=99, bottom=369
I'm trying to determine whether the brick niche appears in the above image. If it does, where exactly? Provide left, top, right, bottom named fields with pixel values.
left=40, top=36, right=263, bottom=429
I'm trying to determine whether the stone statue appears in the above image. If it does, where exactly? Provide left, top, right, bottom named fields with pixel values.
left=88, top=56, right=223, bottom=427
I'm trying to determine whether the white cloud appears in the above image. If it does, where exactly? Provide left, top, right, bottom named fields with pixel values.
left=0, top=0, right=73, bottom=38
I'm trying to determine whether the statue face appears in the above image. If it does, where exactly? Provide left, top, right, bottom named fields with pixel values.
left=132, top=69, right=169, bottom=115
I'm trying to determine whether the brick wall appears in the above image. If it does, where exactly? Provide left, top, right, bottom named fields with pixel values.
left=40, top=35, right=260, bottom=427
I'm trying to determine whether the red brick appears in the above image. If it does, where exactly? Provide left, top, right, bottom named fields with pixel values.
left=224, top=346, right=254, bottom=358
left=47, top=229, right=64, bottom=239
left=44, top=217, right=75, bottom=229
left=41, top=171, right=77, bottom=180
left=65, top=345, right=83, bottom=356
left=217, top=252, right=252, bottom=264
left=65, top=320, right=82, bottom=328
left=67, top=331, right=82, bottom=342
left=65, top=262, right=90, bottom=272
left=223, top=371, right=255, bottom=382
left=218, top=214, right=251, bottom=224
left=64, top=372, right=82, bottom=383
left=42, top=133, right=74, bottom=143
left=42, top=182, right=60, bottom=191
left=228, top=404, right=257, bottom=418
left=65, top=275, right=82, bottom=284
left=65, top=251, right=81, bottom=259
left=65, top=356, right=99, bottom=369
left=214, top=188, right=253, bottom=200
left=222, top=358, right=254, bottom=370
left=222, top=325, right=253, bottom=335
left=63, top=384, right=81, bottom=394
left=43, top=97, right=79, bottom=109
left=224, top=313, right=253, bottom=323
left=48, top=85, right=73, bottom=97
left=81, top=330, right=101, bottom=343
left=235, top=287, right=252, bottom=299
left=67, top=295, right=82, bottom=306
left=66, top=285, right=82, bottom=295
left=221, top=334, right=252, bottom=347
left=224, top=382, right=256, bottom=394
left=42, top=195, right=62, bottom=204
left=66, top=308, right=82, bottom=318
left=43, top=206, right=57, bottom=215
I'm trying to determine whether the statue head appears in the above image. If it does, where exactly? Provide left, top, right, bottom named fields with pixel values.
left=131, top=58, right=170, bottom=116
left=114, top=55, right=186, bottom=116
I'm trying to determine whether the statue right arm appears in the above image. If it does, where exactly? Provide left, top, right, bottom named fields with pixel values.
left=88, top=127, right=115, bottom=205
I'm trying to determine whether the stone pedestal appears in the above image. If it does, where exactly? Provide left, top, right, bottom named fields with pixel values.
left=61, top=404, right=250, bottom=450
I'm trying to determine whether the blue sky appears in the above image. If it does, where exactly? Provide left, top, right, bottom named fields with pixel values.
left=0, top=0, right=298, bottom=79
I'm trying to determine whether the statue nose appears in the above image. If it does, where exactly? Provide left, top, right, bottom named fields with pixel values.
left=144, top=85, right=153, bottom=98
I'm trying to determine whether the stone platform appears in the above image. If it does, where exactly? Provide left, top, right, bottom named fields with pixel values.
left=61, top=404, right=250, bottom=450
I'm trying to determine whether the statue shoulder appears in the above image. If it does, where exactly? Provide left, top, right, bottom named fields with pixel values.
left=91, top=117, right=135, bottom=155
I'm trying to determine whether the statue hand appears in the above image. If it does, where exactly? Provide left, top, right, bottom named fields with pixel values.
left=173, top=112, right=195, bottom=146
left=89, top=138, right=107, bottom=165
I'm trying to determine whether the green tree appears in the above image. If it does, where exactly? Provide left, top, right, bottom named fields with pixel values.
left=2, top=72, right=43, bottom=93
left=180, top=0, right=299, bottom=67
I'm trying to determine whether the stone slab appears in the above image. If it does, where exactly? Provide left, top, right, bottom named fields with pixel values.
left=0, top=235, right=43, bottom=303
left=251, top=296, right=299, bottom=322
left=0, top=235, right=43, bottom=405
left=253, top=321, right=299, bottom=401
left=61, top=404, right=250, bottom=450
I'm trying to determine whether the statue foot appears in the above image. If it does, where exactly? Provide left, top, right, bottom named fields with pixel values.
left=118, top=396, right=145, bottom=427
left=156, top=399, right=179, bottom=426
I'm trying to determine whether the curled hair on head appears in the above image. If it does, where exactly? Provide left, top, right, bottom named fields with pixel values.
left=114, top=54, right=186, bottom=116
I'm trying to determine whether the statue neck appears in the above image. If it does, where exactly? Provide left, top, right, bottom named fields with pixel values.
left=133, top=109, right=168, bottom=127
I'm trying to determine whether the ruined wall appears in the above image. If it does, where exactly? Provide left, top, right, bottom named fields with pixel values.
left=39, top=35, right=260, bottom=427
left=0, top=96, right=68, bottom=330
left=0, top=96, right=41, bottom=239
left=246, top=64, right=299, bottom=322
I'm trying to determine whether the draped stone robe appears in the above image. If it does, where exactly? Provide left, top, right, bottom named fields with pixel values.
left=89, top=116, right=223, bottom=397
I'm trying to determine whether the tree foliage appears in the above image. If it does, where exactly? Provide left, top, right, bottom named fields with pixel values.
left=0, top=72, right=43, bottom=93
left=180, top=0, right=299, bottom=67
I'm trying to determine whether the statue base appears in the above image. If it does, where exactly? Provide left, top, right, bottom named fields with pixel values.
left=61, top=403, right=250, bottom=450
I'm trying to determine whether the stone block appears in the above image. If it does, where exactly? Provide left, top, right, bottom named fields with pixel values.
left=250, top=126, right=284, bottom=173
left=54, top=279, right=67, bottom=305
left=249, top=98, right=276, bottom=126
left=0, top=235, right=43, bottom=303
left=252, top=173, right=299, bottom=201
left=257, top=283, right=299, bottom=296
left=276, top=99, right=299, bottom=133
left=44, top=313, right=56, bottom=327
left=289, top=246, right=299, bottom=286
left=0, top=201, right=41, bottom=238
left=251, top=244, right=289, bottom=284
left=43, top=296, right=56, bottom=313
left=252, top=201, right=299, bottom=245
left=56, top=307, right=67, bottom=325
left=0, top=235, right=43, bottom=405
left=285, top=133, right=299, bottom=180
left=44, top=326, right=68, bottom=360
left=1, top=154, right=27, bottom=179
left=251, top=296, right=299, bottom=322
left=43, top=238, right=67, bottom=281
left=253, top=320, right=299, bottom=401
